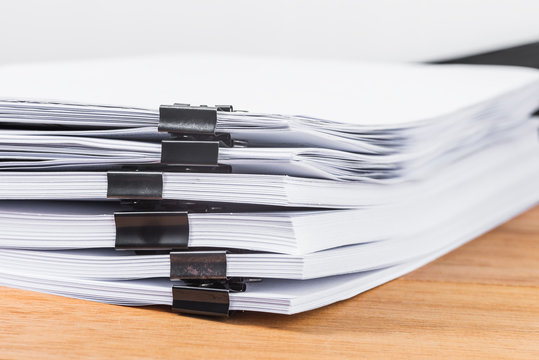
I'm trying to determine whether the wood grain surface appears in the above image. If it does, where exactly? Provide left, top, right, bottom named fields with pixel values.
left=0, top=205, right=538, bottom=359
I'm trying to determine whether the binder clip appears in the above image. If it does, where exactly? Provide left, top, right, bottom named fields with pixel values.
left=169, top=250, right=259, bottom=293
left=171, top=285, right=231, bottom=317
left=107, top=171, right=164, bottom=200
left=157, top=103, right=246, bottom=167
left=113, top=210, right=189, bottom=250
left=169, top=251, right=259, bottom=316
left=158, top=103, right=230, bottom=135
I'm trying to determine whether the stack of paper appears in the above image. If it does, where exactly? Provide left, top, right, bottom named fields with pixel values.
left=0, top=54, right=538, bottom=316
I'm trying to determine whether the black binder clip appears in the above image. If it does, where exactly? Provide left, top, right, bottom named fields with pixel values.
left=172, top=285, right=232, bottom=317
left=169, top=250, right=257, bottom=293
left=114, top=210, right=189, bottom=250
left=157, top=103, right=245, bottom=168
left=158, top=103, right=231, bottom=135
left=170, top=250, right=227, bottom=280
left=107, top=171, right=163, bottom=200
left=172, top=278, right=252, bottom=316
left=170, top=251, right=257, bottom=316
left=160, top=140, right=220, bottom=166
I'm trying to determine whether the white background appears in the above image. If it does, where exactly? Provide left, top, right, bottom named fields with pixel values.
left=1, top=0, right=539, bottom=65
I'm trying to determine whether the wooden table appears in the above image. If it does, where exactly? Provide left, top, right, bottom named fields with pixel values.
left=1, top=206, right=538, bottom=359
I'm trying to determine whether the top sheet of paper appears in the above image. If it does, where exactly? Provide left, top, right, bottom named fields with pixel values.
left=0, top=54, right=538, bottom=125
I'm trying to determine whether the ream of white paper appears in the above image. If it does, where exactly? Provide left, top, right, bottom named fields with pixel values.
left=0, top=116, right=531, bottom=184
left=0, top=137, right=537, bottom=281
left=0, top=55, right=537, bottom=155
left=0, top=127, right=537, bottom=255
left=0, top=126, right=536, bottom=209
left=0, top=162, right=536, bottom=314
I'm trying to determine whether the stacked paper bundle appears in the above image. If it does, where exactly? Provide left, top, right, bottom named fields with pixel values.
left=0, top=54, right=538, bottom=315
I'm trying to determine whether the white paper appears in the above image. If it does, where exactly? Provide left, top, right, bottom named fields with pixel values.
left=0, top=167, right=535, bottom=314
left=0, top=127, right=537, bottom=255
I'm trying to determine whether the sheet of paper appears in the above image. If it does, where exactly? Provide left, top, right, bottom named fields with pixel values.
left=0, top=54, right=538, bottom=126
